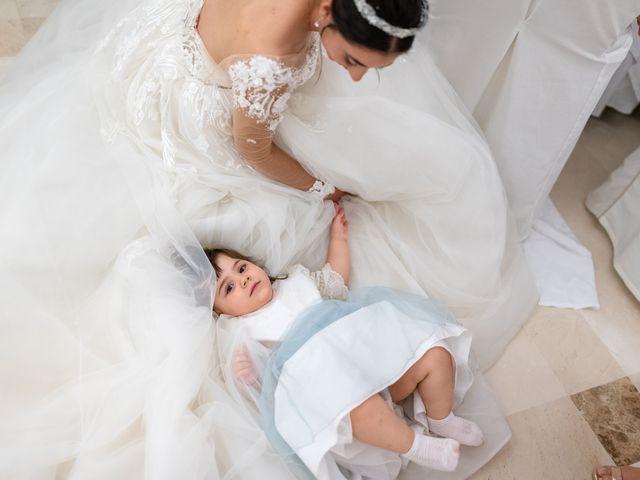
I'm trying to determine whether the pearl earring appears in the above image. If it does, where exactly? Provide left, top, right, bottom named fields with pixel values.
left=313, top=16, right=325, bottom=29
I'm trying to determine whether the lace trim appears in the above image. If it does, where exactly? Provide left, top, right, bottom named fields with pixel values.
left=311, top=263, right=349, bottom=301
left=306, top=179, right=335, bottom=199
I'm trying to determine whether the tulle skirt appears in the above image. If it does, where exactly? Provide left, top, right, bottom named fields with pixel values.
left=1, top=0, right=533, bottom=477
left=260, top=287, right=475, bottom=480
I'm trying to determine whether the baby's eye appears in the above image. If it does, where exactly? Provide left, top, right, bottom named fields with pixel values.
left=225, top=283, right=234, bottom=294
left=345, top=56, right=358, bottom=67
left=239, top=264, right=246, bottom=273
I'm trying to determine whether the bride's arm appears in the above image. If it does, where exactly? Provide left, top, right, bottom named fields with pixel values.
left=232, top=106, right=318, bottom=191
left=228, top=56, right=340, bottom=197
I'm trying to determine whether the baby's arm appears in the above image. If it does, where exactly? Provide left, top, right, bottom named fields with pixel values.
left=327, top=207, right=350, bottom=284
left=233, top=345, right=259, bottom=385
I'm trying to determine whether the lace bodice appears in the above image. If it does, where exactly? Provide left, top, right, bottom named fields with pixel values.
left=94, top=0, right=320, bottom=173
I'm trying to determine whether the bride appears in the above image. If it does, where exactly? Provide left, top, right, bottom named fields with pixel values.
left=0, top=0, right=537, bottom=478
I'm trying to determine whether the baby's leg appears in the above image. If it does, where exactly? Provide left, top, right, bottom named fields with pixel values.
left=389, top=347, right=483, bottom=446
left=350, top=394, right=413, bottom=453
left=350, top=394, right=459, bottom=472
left=389, top=346, right=454, bottom=418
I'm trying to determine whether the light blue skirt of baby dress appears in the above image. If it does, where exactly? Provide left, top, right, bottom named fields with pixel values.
left=259, top=287, right=504, bottom=480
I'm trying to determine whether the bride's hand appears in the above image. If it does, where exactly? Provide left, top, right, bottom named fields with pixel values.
left=325, top=188, right=349, bottom=203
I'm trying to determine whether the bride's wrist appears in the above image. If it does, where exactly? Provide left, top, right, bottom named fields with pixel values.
left=306, top=179, right=335, bottom=199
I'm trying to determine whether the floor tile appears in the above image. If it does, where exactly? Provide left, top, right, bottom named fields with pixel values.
left=571, top=377, right=640, bottom=466
left=14, top=0, right=56, bottom=19
left=0, top=17, right=23, bottom=56
left=21, top=16, right=43, bottom=42
left=470, top=397, right=614, bottom=480
left=580, top=276, right=640, bottom=379
left=525, top=307, right=626, bottom=395
left=484, top=325, right=566, bottom=416
left=586, top=109, right=640, bottom=175
left=0, top=0, right=19, bottom=20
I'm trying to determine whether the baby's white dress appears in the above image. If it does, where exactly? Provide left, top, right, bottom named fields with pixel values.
left=217, top=265, right=497, bottom=480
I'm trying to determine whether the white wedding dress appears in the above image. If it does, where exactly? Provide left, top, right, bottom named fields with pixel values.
left=0, top=0, right=536, bottom=477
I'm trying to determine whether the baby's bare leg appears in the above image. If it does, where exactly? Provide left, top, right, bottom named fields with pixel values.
left=389, top=346, right=454, bottom=419
left=350, top=394, right=460, bottom=472
left=350, top=394, right=414, bottom=453
left=389, top=346, right=484, bottom=447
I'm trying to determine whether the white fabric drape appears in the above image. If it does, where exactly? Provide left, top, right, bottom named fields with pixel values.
left=587, top=147, right=640, bottom=302
left=594, top=31, right=640, bottom=116
left=426, top=0, right=640, bottom=238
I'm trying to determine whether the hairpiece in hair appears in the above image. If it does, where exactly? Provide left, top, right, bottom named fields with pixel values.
left=351, top=0, right=428, bottom=39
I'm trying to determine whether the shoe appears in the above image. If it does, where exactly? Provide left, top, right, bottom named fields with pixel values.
left=593, top=465, right=624, bottom=480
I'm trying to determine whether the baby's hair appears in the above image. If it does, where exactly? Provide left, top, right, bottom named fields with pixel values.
left=204, top=248, right=286, bottom=283
left=205, top=248, right=257, bottom=278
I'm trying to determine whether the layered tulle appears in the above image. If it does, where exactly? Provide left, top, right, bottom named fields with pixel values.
left=1, top=0, right=535, bottom=477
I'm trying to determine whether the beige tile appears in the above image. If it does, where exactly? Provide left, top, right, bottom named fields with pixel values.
left=524, top=306, right=626, bottom=395
left=470, top=397, right=614, bottom=480
left=0, top=17, right=24, bottom=56
left=553, top=129, right=612, bottom=198
left=0, top=0, right=20, bottom=20
left=21, top=16, right=44, bottom=42
left=580, top=270, right=640, bottom=379
left=585, top=109, right=640, bottom=175
left=549, top=111, right=640, bottom=383
left=550, top=146, right=611, bottom=249
left=484, top=326, right=566, bottom=416
left=15, top=0, right=57, bottom=19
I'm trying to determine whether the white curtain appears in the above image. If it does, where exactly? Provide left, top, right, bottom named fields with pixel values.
left=594, top=32, right=640, bottom=116
left=426, top=0, right=640, bottom=238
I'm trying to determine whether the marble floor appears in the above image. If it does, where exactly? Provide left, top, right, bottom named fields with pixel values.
left=1, top=2, right=639, bottom=479
left=474, top=107, right=640, bottom=479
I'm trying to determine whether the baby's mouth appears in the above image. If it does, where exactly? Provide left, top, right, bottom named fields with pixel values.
left=250, top=281, right=260, bottom=296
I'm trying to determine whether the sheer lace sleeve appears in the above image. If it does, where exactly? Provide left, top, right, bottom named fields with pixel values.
left=309, top=263, right=349, bottom=301
left=223, top=34, right=320, bottom=172
left=227, top=56, right=294, bottom=163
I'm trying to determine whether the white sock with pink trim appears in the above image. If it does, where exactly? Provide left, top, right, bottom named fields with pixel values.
left=401, top=432, right=460, bottom=472
left=427, top=412, right=484, bottom=446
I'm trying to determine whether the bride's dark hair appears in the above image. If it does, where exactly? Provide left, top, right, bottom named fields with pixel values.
left=330, top=0, right=427, bottom=53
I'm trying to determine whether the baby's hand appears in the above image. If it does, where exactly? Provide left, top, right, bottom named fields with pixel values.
left=232, top=345, right=258, bottom=385
left=331, top=206, right=349, bottom=241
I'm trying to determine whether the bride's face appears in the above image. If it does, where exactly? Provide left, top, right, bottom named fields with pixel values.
left=320, top=27, right=401, bottom=82
left=213, top=253, right=273, bottom=317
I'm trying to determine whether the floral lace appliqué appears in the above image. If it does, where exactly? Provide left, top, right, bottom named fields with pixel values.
left=228, top=38, right=319, bottom=132
left=228, top=57, right=294, bottom=131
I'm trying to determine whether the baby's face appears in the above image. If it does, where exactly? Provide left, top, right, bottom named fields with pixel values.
left=213, top=254, right=273, bottom=316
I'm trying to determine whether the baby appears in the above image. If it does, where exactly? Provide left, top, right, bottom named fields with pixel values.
left=208, top=207, right=484, bottom=476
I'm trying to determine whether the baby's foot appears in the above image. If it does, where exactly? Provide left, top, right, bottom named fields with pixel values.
left=427, top=412, right=484, bottom=446
left=401, top=433, right=460, bottom=472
